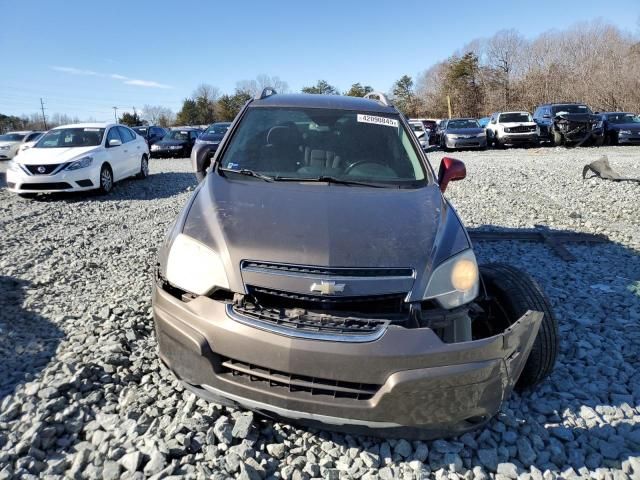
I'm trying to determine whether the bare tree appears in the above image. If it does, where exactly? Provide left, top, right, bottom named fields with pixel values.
left=141, top=105, right=175, bottom=125
left=236, top=75, right=290, bottom=97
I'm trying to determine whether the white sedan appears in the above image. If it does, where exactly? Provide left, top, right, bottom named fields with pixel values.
left=6, top=123, right=149, bottom=196
left=0, top=131, right=42, bottom=160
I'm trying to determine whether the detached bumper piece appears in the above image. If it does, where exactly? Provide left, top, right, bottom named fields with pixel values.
left=152, top=285, right=543, bottom=438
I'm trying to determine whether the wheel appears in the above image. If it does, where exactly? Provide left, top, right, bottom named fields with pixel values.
left=136, top=155, right=149, bottom=179
left=98, top=164, right=114, bottom=194
left=594, top=135, right=604, bottom=147
left=477, top=263, right=558, bottom=390
left=551, top=130, right=562, bottom=146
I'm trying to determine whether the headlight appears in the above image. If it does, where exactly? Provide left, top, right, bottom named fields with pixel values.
left=618, top=130, right=632, bottom=135
left=0, top=145, right=10, bottom=150
left=166, top=234, right=229, bottom=295
left=66, top=156, right=93, bottom=170
left=423, top=249, right=479, bottom=309
left=446, top=134, right=459, bottom=139
left=476, top=131, right=486, bottom=137
left=151, top=144, right=159, bottom=150
left=7, top=160, right=20, bottom=172
left=169, top=145, right=183, bottom=150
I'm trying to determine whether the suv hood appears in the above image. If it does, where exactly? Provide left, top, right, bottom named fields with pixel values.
left=16, top=146, right=100, bottom=165
left=179, top=174, right=470, bottom=299
left=500, top=122, right=536, bottom=127
left=554, top=112, right=599, bottom=123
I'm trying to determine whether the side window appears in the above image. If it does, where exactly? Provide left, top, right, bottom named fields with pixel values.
left=106, top=127, right=122, bottom=146
left=118, top=126, right=135, bottom=143
left=191, top=131, right=199, bottom=140
left=490, top=114, right=497, bottom=124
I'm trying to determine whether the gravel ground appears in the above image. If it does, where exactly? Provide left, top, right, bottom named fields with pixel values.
left=0, top=146, right=638, bottom=480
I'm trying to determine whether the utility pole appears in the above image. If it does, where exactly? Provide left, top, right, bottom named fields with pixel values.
left=40, top=98, right=48, bottom=130
left=446, top=95, right=452, bottom=119
left=113, top=106, right=118, bottom=122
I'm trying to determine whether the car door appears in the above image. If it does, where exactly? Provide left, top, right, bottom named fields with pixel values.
left=118, top=126, right=142, bottom=174
left=104, top=127, right=128, bottom=180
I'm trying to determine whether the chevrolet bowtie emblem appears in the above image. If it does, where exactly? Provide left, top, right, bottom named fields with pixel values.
left=310, top=281, right=345, bottom=295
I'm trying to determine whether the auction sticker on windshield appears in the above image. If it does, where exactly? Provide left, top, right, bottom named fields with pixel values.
left=357, top=114, right=399, bottom=128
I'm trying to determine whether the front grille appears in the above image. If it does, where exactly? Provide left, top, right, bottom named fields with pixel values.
left=220, top=356, right=380, bottom=400
left=506, top=125, right=536, bottom=133
left=24, top=164, right=63, bottom=175
left=20, top=182, right=71, bottom=190
left=248, top=286, right=406, bottom=314
left=231, top=303, right=390, bottom=335
left=242, top=261, right=413, bottom=278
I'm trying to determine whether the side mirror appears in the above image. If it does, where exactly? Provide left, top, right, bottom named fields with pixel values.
left=108, top=138, right=122, bottom=147
left=438, top=157, right=466, bottom=193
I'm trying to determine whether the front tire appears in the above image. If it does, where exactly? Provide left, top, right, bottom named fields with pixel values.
left=136, top=154, right=149, bottom=179
left=98, top=164, right=113, bottom=195
left=478, top=263, right=558, bottom=390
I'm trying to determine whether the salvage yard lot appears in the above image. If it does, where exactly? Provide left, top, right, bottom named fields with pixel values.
left=0, top=147, right=639, bottom=479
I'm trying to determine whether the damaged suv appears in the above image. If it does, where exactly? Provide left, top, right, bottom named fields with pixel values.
left=152, top=90, right=558, bottom=438
left=533, top=103, right=604, bottom=147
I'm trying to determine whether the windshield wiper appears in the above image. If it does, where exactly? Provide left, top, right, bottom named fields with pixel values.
left=273, top=175, right=385, bottom=188
left=219, top=168, right=274, bottom=182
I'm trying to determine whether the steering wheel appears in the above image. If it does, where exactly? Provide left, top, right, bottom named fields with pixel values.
left=343, top=161, right=389, bottom=175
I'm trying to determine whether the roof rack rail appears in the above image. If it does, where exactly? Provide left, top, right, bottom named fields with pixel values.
left=257, top=87, right=277, bottom=100
left=364, top=91, right=391, bottom=106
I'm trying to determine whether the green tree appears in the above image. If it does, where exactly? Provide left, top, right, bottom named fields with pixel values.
left=344, top=83, right=373, bottom=97
left=392, top=75, right=418, bottom=117
left=217, top=90, right=252, bottom=122
left=118, top=111, right=142, bottom=126
left=175, top=99, right=199, bottom=125
left=444, top=52, right=483, bottom=118
left=301, top=80, right=339, bottom=95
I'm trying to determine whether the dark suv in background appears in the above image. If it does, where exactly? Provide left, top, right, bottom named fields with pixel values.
left=133, top=125, right=167, bottom=148
left=533, top=103, right=604, bottom=147
left=599, top=112, right=640, bottom=145
left=191, top=122, right=232, bottom=181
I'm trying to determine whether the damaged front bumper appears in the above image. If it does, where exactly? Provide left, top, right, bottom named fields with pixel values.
left=152, top=285, right=542, bottom=438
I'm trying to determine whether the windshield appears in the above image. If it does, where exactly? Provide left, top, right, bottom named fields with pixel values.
left=205, top=123, right=231, bottom=135
left=0, top=133, right=26, bottom=142
left=164, top=130, right=191, bottom=141
left=219, top=107, right=427, bottom=186
left=410, top=123, right=424, bottom=132
left=35, top=128, right=105, bottom=148
left=133, top=127, right=147, bottom=135
left=607, top=113, right=640, bottom=124
left=499, top=113, right=531, bottom=123
left=552, top=104, right=592, bottom=115
left=447, top=119, right=479, bottom=129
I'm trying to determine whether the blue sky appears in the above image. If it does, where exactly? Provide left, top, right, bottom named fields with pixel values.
left=1, top=0, right=638, bottom=121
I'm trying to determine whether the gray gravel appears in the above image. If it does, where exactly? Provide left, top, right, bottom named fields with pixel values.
left=0, top=147, right=639, bottom=479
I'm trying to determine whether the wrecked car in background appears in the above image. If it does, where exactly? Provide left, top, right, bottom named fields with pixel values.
left=533, top=103, right=604, bottom=147
left=153, top=89, right=558, bottom=438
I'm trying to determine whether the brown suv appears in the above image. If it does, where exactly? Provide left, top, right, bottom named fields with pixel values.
left=152, top=90, right=558, bottom=438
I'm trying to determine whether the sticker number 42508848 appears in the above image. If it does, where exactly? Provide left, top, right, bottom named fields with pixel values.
left=357, top=114, right=399, bottom=128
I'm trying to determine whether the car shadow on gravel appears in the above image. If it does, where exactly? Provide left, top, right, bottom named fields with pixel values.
left=25, top=172, right=197, bottom=203
left=0, top=276, right=64, bottom=404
